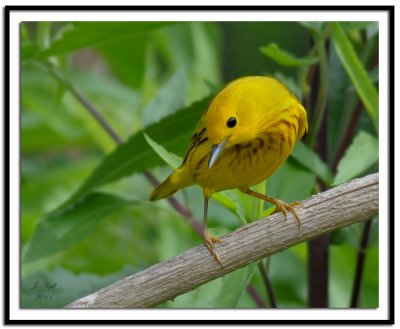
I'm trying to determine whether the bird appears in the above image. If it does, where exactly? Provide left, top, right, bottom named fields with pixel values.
left=150, top=76, right=308, bottom=267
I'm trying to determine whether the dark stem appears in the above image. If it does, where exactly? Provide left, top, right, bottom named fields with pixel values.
left=306, top=35, right=330, bottom=147
left=305, top=30, right=331, bottom=308
left=246, top=284, right=266, bottom=308
left=308, top=234, right=330, bottom=307
left=49, top=65, right=123, bottom=144
left=350, top=219, right=373, bottom=308
left=333, top=100, right=363, bottom=174
left=257, top=261, right=277, bottom=308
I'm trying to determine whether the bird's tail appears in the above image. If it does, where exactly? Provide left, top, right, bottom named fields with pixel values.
left=149, top=167, right=193, bottom=201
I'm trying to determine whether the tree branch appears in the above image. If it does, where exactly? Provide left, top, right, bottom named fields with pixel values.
left=66, top=173, right=379, bottom=308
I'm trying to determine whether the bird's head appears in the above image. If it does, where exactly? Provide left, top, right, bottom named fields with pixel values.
left=204, top=76, right=280, bottom=168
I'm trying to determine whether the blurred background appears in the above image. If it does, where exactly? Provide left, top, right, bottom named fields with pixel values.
left=21, top=21, right=379, bottom=308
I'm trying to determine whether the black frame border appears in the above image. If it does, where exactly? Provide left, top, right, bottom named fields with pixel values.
left=4, top=5, right=394, bottom=325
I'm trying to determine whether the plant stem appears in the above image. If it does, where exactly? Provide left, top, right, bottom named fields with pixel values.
left=246, top=284, right=266, bottom=308
left=257, top=260, right=277, bottom=308
left=333, top=100, right=363, bottom=173
left=306, top=36, right=329, bottom=148
left=308, top=234, right=330, bottom=307
left=47, top=65, right=123, bottom=144
left=350, top=219, right=373, bottom=308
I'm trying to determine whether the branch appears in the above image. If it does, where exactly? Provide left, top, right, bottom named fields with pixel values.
left=66, top=173, right=379, bottom=308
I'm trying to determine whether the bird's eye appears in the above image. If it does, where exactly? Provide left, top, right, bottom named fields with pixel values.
left=227, top=117, right=237, bottom=128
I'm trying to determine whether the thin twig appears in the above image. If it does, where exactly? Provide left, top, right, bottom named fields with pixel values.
left=49, top=65, right=123, bottom=144
left=306, top=28, right=330, bottom=148
left=257, top=261, right=277, bottom=308
left=350, top=218, right=373, bottom=308
left=246, top=284, right=266, bottom=308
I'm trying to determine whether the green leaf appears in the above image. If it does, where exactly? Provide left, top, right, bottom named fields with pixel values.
left=299, top=22, right=325, bottom=36
left=56, top=97, right=210, bottom=211
left=39, top=22, right=177, bottom=58
left=268, top=158, right=315, bottom=204
left=260, top=43, right=319, bottom=67
left=331, top=22, right=378, bottom=127
left=333, top=130, right=378, bottom=185
left=340, top=22, right=377, bottom=31
left=236, top=181, right=266, bottom=223
left=326, top=44, right=358, bottom=166
left=291, top=141, right=333, bottom=185
left=21, top=22, right=30, bottom=42
left=21, top=41, right=41, bottom=62
left=166, top=263, right=257, bottom=307
left=97, top=33, right=148, bottom=89
left=144, top=133, right=181, bottom=169
left=24, top=193, right=134, bottom=263
left=141, top=70, right=186, bottom=126
left=161, top=22, right=222, bottom=103
left=37, top=22, right=52, bottom=50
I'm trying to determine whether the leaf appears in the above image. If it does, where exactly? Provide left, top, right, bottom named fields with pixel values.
left=236, top=181, right=266, bottom=224
left=24, top=193, right=134, bottom=263
left=298, top=22, right=326, bottom=37
left=144, top=133, right=238, bottom=215
left=162, top=22, right=222, bottom=103
left=340, top=22, right=377, bottom=31
left=291, top=141, right=333, bottom=185
left=326, top=44, right=358, bottom=166
left=56, top=97, right=210, bottom=212
left=331, top=22, right=378, bottom=127
left=97, top=33, right=148, bottom=88
left=144, top=133, right=181, bottom=169
left=267, top=158, right=315, bottom=204
left=333, top=130, right=378, bottom=185
left=260, top=43, right=319, bottom=67
left=141, top=70, right=186, bottom=126
left=166, top=263, right=257, bottom=308
left=39, top=22, right=177, bottom=58
left=21, top=41, right=40, bottom=62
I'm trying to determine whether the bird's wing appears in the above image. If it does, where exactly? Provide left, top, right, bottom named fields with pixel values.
left=182, top=116, right=208, bottom=164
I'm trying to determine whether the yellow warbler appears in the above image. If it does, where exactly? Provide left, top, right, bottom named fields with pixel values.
left=150, top=76, right=308, bottom=267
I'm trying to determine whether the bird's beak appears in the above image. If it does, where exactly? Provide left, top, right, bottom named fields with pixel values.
left=208, top=138, right=227, bottom=169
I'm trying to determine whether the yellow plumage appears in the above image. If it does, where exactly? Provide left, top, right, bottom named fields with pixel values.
left=150, top=76, right=308, bottom=267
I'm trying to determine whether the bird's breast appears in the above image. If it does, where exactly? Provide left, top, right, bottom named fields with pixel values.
left=187, top=131, right=295, bottom=193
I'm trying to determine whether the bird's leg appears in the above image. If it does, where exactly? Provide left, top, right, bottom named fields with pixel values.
left=202, top=195, right=224, bottom=268
left=241, top=188, right=302, bottom=227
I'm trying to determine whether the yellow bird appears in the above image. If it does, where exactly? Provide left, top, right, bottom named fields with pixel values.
left=150, top=76, right=308, bottom=267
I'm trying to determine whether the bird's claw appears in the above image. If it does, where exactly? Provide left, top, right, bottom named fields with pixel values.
left=203, top=230, right=224, bottom=268
left=273, top=199, right=302, bottom=227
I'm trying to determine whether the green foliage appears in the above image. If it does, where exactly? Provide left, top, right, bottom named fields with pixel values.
left=21, top=266, right=138, bottom=308
left=165, top=263, right=257, bottom=308
left=56, top=97, right=209, bottom=211
left=331, top=22, right=379, bottom=127
left=260, top=43, right=319, bottom=67
left=24, top=193, right=135, bottom=263
left=37, top=22, right=177, bottom=59
left=333, top=131, right=379, bottom=185
left=291, top=141, right=333, bottom=185
left=21, top=21, right=379, bottom=309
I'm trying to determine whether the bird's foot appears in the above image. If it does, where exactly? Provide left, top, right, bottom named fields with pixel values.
left=203, top=230, right=224, bottom=268
left=272, top=199, right=303, bottom=227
